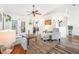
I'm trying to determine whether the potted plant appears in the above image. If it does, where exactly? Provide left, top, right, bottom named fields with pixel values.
left=68, top=25, right=73, bottom=35
left=6, top=15, right=11, bottom=22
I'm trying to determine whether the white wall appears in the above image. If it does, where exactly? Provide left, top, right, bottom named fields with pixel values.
left=68, top=5, right=79, bottom=36
left=11, top=14, right=30, bottom=34
left=0, top=5, right=4, bottom=30
left=0, top=4, right=69, bottom=37
left=35, top=15, right=67, bottom=38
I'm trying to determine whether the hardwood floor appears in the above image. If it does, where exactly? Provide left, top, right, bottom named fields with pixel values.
left=0, top=35, right=79, bottom=54
left=27, top=36, right=79, bottom=54
left=27, top=39, right=56, bottom=54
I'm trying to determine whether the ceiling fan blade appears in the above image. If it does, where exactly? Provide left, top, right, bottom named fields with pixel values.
left=33, top=13, right=36, bottom=17
left=36, top=13, right=42, bottom=15
left=35, top=10, right=38, bottom=12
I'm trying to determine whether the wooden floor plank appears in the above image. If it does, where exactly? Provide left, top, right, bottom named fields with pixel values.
left=1, top=35, right=79, bottom=54
left=27, top=36, right=79, bottom=54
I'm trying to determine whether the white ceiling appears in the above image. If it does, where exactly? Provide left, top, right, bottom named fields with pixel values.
left=0, top=4, right=78, bottom=17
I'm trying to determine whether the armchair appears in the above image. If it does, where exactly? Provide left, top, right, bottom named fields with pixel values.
left=51, top=28, right=61, bottom=42
left=41, top=30, right=49, bottom=41
left=41, top=28, right=61, bottom=43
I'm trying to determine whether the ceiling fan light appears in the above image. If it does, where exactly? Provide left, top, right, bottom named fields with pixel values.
left=27, top=5, right=41, bottom=17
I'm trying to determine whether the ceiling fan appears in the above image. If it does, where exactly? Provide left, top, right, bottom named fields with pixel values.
left=27, top=5, right=42, bottom=17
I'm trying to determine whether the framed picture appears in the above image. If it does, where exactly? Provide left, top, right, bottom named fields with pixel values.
left=21, top=21, right=25, bottom=33
left=44, top=19, right=51, bottom=25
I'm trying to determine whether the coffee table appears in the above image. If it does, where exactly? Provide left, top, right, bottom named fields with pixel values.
left=27, top=35, right=37, bottom=45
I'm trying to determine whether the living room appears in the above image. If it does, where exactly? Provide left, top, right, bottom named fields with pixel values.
left=0, top=4, right=79, bottom=54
